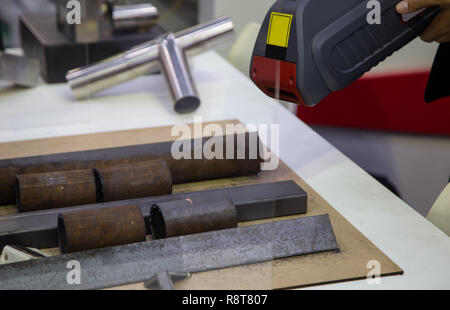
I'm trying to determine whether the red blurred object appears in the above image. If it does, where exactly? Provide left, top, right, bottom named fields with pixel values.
left=297, top=71, right=450, bottom=136
left=251, top=56, right=304, bottom=105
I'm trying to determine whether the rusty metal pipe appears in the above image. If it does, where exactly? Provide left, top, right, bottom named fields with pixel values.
left=16, top=169, right=98, bottom=212
left=0, top=132, right=261, bottom=205
left=58, top=205, right=146, bottom=253
left=96, top=159, right=172, bottom=202
left=150, top=197, right=237, bottom=239
left=168, top=132, right=261, bottom=184
left=16, top=160, right=173, bottom=212
left=0, top=181, right=307, bottom=250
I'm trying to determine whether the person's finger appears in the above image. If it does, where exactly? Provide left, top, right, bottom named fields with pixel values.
left=435, top=32, right=450, bottom=43
left=420, top=9, right=450, bottom=42
left=396, top=0, right=449, bottom=14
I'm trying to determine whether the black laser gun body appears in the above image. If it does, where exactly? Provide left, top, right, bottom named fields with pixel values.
left=250, top=0, right=440, bottom=106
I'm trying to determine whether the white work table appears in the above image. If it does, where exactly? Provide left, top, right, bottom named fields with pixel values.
left=0, top=51, right=449, bottom=289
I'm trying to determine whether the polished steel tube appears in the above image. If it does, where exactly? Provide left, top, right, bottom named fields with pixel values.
left=112, top=3, right=160, bottom=29
left=159, top=33, right=200, bottom=113
left=66, top=16, right=234, bottom=100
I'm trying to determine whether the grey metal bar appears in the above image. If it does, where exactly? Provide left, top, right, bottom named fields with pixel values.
left=147, top=272, right=175, bottom=290
left=158, top=33, right=200, bottom=113
left=143, top=272, right=190, bottom=290
left=0, top=215, right=338, bottom=290
left=0, top=181, right=307, bottom=250
left=0, top=53, right=40, bottom=87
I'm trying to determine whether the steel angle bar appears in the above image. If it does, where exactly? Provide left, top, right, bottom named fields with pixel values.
left=0, top=215, right=338, bottom=290
left=0, top=181, right=307, bottom=250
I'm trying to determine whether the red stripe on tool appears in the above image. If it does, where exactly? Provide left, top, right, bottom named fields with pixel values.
left=251, top=56, right=304, bottom=105
left=297, top=71, right=450, bottom=136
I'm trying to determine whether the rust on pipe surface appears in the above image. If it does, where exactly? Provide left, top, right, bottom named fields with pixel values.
left=16, top=169, right=98, bottom=212
left=0, top=132, right=261, bottom=205
left=96, top=159, right=172, bottom=202
left=16, top=160, right=173, bottom=212
left=58, top=205, right=146, bottom=253
left=150, top=197, right=237, bottom=239
left=168, top=133, right=261, bottom=184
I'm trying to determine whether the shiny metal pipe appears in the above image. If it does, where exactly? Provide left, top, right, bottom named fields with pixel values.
left=159, top=33, right=199, bottom=113
left=112, top=3, right=159, bottom=29
left=66, top=16, right=234, bottom=100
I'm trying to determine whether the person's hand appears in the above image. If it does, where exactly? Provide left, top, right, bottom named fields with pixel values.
left=396, top=0, right=450, bottom=43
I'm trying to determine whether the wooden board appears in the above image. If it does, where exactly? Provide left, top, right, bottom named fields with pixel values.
left=0, top=120, right=403, bottom=289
